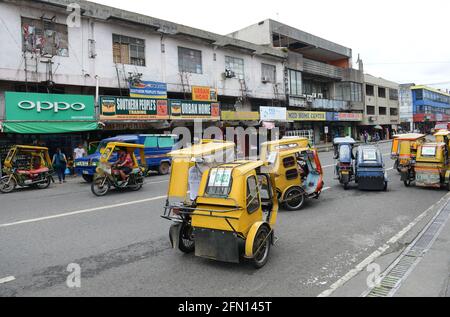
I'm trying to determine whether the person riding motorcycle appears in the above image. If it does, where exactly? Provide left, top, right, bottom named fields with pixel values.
left=113, top=149, right=133, bottom=182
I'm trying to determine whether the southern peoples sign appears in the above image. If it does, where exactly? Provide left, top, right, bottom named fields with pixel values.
left=169, top=100, right=220, bottom=120
left=5, top=92, right=95, bottom=121
left=100, top=96, right=169, bottom=120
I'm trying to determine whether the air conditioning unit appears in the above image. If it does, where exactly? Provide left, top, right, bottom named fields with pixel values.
left=317, top=93, right=324, bottom=99
left=224, top=69, right=235, bottom=79
left=312, top=93, right=317, bottom=98
left=261, top=76, right=270, bottom=83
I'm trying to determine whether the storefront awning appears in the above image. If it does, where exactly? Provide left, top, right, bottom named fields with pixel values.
left=2, top=121, right=99, bottom=134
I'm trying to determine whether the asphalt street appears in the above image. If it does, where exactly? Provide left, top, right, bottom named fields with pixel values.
left=0, top=142, right=447, bottom=297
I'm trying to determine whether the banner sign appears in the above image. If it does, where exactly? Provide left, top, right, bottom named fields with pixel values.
left=221, top=111, right=259, bottom=121
left=326, top=112, right=363, bottom=122
left=5, top=92, right=95, bottom=121
left=129, top=81, right=167, bottom=99
left=169, top=100, right=220, bottom=120
left=287, top=111, right=326, bottom=121
left=260, top=107, right=287, bottom=121
left=192, top=86, right=218, bottom=102
left=100, top=96, right=169, bottom=121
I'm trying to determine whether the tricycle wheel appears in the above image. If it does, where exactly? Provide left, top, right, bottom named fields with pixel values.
left=252, top=226, right=271, bottom=269
left=36, top=176, right=51, bottom=189
left=158, top=162, right=170, bottom=175
left=82, top=174, right=94, bottom=183
left=91, top=176, right=109, bottom=196
left=344, top=182, right=349, bottom=190
left=0, top=176, right=16, bottom=194
left=283, top=187, right=305, bottom=211
left=404, top=180, right=411, bottom=187
left=384, top=182, right=388, bottom=192
left=178, top=223, right=195, bottom=254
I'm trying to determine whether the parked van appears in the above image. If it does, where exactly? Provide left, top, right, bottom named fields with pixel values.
left=75, top=134, right=178, bottom=182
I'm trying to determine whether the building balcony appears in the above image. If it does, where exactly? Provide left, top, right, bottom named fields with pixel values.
left=303, top=58, right=343, bottom=79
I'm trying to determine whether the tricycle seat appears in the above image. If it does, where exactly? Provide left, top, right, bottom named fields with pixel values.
left=17, top=167, right=49, bottom=175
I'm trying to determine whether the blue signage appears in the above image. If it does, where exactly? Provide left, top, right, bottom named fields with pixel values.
left=129, top=81, right=167, bottom=99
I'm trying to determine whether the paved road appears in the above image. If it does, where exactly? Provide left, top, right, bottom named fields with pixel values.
left=0, top=142, right=447, bottom=296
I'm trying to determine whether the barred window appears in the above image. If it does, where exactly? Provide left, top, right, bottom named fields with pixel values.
left=178, top=47, right=202, bottom=74
left=113, top=34, right=145, bottom=66
left=261, top=63, right=276, bottom=83
left=225, top=56, right=244, bottom=79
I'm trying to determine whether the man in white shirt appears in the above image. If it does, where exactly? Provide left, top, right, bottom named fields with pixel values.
left=73, top=144, right=87, bottom=160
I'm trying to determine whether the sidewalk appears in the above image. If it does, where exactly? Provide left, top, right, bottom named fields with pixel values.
left=394, top=205, right=450, bottom=297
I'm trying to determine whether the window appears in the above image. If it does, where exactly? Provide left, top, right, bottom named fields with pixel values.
left=366, top=85, right=374, bottom=96
left=113, top=34, right=145, bottom=66
left=22, top=17, right=69, bottom=57
left=225, top=56, right=244, bottom=79
left=379, top=107, right=387, bottom=115
left=389, top=89, right=399, bottom=100
left=158, top=137, right=175, bottom=148
left=421, top=146, right=436, bottom=157
left=336, top=82, right=362, bottom=102
left=144, top=136, right=158, bottom=148
left=289, top=69, right=302, bottom=96
left=283, top=156, right=296, bottom=168
left=247, top=176, right=260, bottom=214
left=261, top=63, right=276, bottom=83
left=363, top=149, right=378, bottom=161
left=378, top=87, right=386, bottom=98
left=390, top=108, right=398, bottom=116
left=366, top=106, right=375, bottom=115
left=415, top=90, right=423, bottom=100
left=206, top=168, right=232, bottom=197
left=178, top=47, right=202, bottom=74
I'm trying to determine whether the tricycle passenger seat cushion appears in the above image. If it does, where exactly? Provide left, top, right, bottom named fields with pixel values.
left=18, top=167, right=49, bottom=175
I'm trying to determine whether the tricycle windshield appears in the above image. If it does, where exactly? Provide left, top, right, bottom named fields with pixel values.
left=96, top=142, right=108, bottom=154
left=421, top=146, right=437, bottom=157
left=363, top=149, right=378, bottom=161
left=205, top=168, right=233, bottom=197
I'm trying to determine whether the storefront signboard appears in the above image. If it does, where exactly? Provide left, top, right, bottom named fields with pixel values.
left=169, top=100, right=220, bottom=120
left=192, top=86, right=218, bottom=102
left=129, top=81, right=167, bottom=99
left=287, top=111, right=326, bottom=121
left=100, top=96, right=169, bottom=121
left=260, top=107, right=287, bottom=121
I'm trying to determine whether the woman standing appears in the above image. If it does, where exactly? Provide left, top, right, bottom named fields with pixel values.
left=52, top=148, right=68, bottom=184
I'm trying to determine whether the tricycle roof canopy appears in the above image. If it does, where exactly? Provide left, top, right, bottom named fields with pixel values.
left=393, top=133, right=426, bottom=141
left=333, top=137, right=356, bottom=145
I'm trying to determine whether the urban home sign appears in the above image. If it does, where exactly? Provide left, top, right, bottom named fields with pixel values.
left=169, top=100, right=220, bottom=120
left=5, top=92, right=95, bottom=121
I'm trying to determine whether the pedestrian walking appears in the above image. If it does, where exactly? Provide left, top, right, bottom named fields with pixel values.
left=363, top=131, right=368, bottom=144
left=52, top=148, right=68, bottom=184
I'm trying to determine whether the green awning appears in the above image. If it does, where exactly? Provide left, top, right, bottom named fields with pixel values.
left=2, top=121, right=99, bottom=134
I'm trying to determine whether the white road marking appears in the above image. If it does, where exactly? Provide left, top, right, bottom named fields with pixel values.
left=145, top=180, right=169, bottom=185
left=0, top=276, right=16, bottom=284
left=322, top=187, right=331, bottom=192
left=0, top=195, right=167, bottom=229
left=317, top=192, right=450, bottom=297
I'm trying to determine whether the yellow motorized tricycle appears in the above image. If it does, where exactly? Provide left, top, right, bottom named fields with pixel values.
left=91, top=142, right=146, bottom=196
left=412, top=142, right=450, bottom=190
left=260, top=137, right=324, bottom=210
left=392, top=134, right=427, bottom=186
left=162, top=159, right=278, bottom=269
left=0, top=145, right=54, bottom=193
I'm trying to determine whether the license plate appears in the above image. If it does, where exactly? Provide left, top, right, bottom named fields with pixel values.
left=416, top=172, right=440, bottom=184
left=341, top=171, right=349, bottom=175
left=83, top=170, right=89, bottom=175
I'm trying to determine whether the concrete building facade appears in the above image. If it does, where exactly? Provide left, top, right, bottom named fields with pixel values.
left=228, top=19, right=365, bottom=143
left=360, top=74, right=400, bottom=138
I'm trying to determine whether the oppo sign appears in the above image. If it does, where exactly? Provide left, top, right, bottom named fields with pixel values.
left=17, top=100, right=86, bottom=113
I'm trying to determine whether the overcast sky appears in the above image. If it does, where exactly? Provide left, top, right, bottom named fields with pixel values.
left=92, top=0, right=450, bottom=91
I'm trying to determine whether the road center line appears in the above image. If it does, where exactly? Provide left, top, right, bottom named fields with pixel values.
left=317, top=192, right=450, bottom=297
left=0, top=195, right=167, bottom=229
left=0, top=276, right=16, bottom=284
